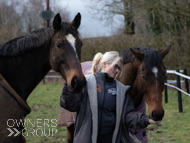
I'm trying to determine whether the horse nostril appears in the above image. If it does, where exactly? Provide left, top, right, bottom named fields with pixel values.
left=71, top=76, right=77, bottom=90
left=152, top=110, right=156, bottom=118
left=152, top=110, right=164, bottom=121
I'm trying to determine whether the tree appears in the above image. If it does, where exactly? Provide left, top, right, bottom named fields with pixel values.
left=0, top=0, right=71, bottom=43
left=84, top=0, right=190, bottom=35
left=83, top=0, right=135, bottom=35
left=146, top=0, right=163, bottom=34
left=141, top=0, right=190, bottom=34
left=0, top=0, right=23, bottom=42
left=50, top=0, right=71, bottom=23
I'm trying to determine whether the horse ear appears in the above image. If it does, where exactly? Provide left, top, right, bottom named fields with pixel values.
left=130, top=48, right=144, bottom=62
left=71, top=13, right=81, bottom=29
left=160, top=45, right=171, bottom=59
left=53, top=13, right=62, bottom=31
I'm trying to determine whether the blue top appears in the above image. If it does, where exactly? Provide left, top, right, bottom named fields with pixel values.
left=95, top=71, right=116, bottom=135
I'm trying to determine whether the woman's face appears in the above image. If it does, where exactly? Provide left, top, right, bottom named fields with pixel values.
left=102, top=60, right=121, bottom=78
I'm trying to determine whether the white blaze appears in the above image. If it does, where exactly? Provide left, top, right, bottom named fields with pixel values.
left=66, top=34, right=78, bottom=59
left=152, top=67, right=158, bottom=78
left=152, top=67, right=159, bottom=100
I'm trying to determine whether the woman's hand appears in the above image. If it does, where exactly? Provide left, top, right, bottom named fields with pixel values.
left=149, top=119, right=162, bottom=124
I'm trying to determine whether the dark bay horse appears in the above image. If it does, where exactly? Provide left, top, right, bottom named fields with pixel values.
left=63, top=46, right=170, bottom=143
left=0, top=13, right=86, bottom=142
left=118, top=46, right=170, bottom=120
left=117, top=46, right=170, bottom=142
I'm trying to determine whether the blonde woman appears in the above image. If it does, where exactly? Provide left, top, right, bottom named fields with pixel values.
left=60, top=51, right=159, bottom=143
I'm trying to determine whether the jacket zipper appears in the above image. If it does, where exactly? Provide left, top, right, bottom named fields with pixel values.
left=99, top=81, right=106, bottom=134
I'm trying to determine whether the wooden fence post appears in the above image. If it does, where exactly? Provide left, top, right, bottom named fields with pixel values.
left=43, top=78, right=45, bottom=84
left=164, top=75, right=168, bottom=103
left=184, top=68, right=189, bottom=93
left=176, top=68, right=183, bottom=112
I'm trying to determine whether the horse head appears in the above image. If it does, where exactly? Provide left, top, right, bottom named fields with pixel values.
left=130, top=46, right=170, bottom=121
left=50, top=13, right=86, bottom=93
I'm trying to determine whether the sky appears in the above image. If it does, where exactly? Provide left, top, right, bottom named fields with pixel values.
left=60, top=0, right=123, bottom=38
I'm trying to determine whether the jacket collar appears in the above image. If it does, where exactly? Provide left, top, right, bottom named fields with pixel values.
left=96, top=71, right=114, bottom=82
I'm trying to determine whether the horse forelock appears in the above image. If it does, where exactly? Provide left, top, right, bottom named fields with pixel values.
left=0, top=28, right=53, bottom=56
left=141, top=48, right=163, bottom=74
left=60, top=22, right=79, bottom=37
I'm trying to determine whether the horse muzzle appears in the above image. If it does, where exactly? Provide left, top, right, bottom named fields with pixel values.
left=151, top=110, right=164, bottom=121
left=68, top=76, right=86, bottom=94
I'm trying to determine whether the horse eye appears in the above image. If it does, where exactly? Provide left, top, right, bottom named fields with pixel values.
left=56, top=43, right=61, bottom=49
left=141, top=73, right=146, bottom=81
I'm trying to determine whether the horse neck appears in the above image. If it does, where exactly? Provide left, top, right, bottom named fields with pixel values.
left=0, top=45, right=51, bottom=101
left=130, top=64, right=147, bottom=108
left=125, top=62, right=143, bottom=108
left=130, top=79, right=144, bottom=108
left=118, top=63, right=137, bottom=86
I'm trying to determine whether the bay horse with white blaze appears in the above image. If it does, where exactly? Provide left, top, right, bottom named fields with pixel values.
left=117, top=46, right=170, bottom=142
left=64, top=46, right=170, bottom=143
left=0, top=13, right=85, bottom=142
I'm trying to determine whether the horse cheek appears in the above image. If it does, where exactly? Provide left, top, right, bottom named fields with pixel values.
left=50, top=49, right=61, bottom=71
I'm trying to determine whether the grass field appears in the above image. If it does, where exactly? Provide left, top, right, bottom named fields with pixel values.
left=25, top=83, right=190, bottom=143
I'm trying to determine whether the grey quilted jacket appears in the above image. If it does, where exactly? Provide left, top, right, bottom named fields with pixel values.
left=60, top=74, right=150, bottom=143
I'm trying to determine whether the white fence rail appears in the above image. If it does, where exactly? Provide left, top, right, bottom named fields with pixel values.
left=164, top=69, right=190, bottom=113
left=45, top=70, right=62, bottom=78
left=166, top=70, right=190, bottom=80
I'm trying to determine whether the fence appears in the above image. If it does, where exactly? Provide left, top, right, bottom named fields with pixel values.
left=42, top=70, right=62, bottom=83
left=45, top=69, right=190, bottom=113
left=164, top=68, right=190, bottom=113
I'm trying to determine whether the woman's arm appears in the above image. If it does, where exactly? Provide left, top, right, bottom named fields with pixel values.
left=123, top=94, right=150, bottom=129
left=60, top=82, right=84, bottom=112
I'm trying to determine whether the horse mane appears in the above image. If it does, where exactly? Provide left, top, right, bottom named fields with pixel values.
left=120, top=47, right=163, bottom=72
left=0, top=27, right=53, bottom=56
left=0, top=22, right=77, bottom=56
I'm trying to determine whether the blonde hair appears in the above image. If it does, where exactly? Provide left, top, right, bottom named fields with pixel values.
left=91, top=51, right=122, bottom=74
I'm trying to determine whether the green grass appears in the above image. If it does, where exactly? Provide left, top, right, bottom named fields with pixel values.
left=25, top=83, right=190, bottom=143
left=25, top=83, right=67, bottom=143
